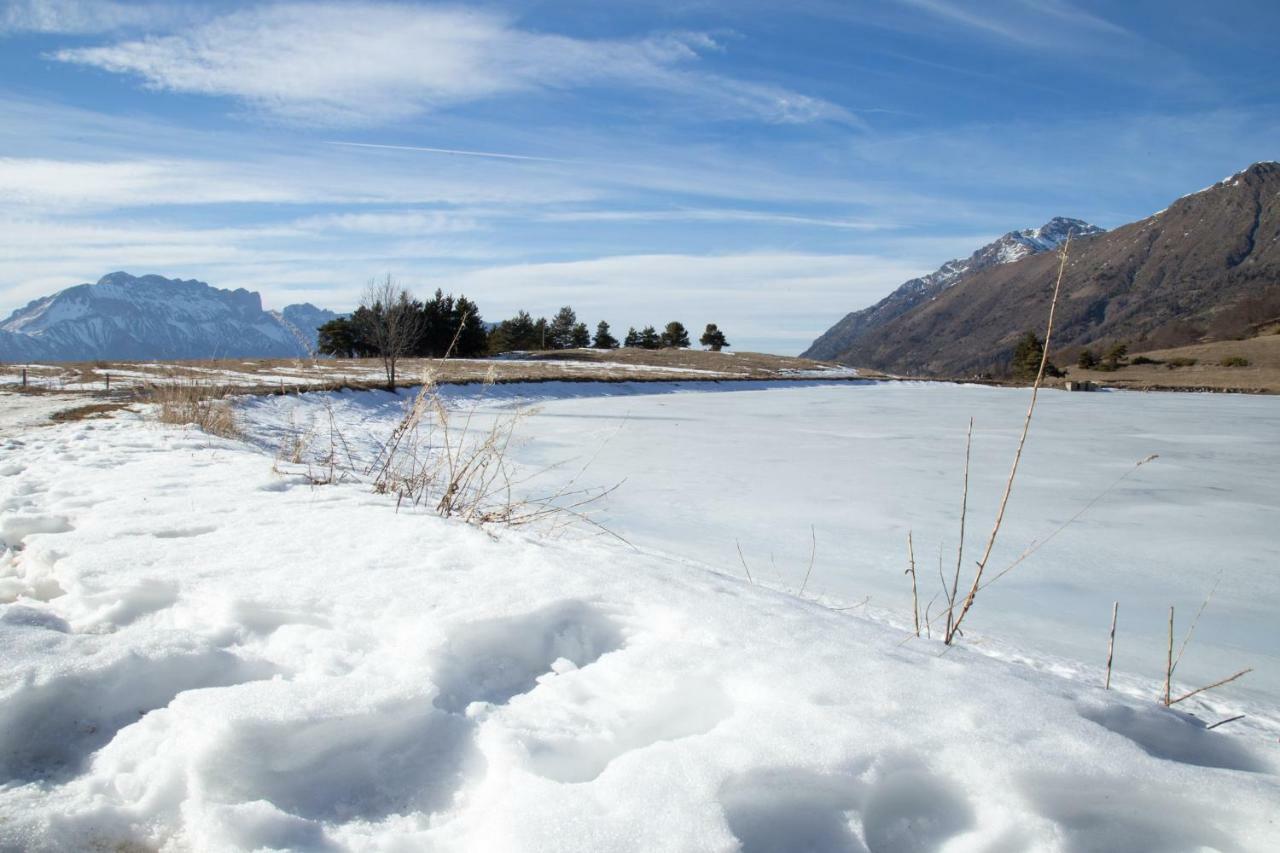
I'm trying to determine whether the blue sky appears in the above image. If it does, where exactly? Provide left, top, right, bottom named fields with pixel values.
left=1, top=0, right=1277, bottom=353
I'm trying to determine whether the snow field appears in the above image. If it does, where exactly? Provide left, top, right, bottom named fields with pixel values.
left=0, top=389, right=1276, bottom=851
left=241, top=380, right=1280, bottom=709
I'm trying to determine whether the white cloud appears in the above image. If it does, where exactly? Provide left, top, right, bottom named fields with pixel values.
left=291, top=210, right=480, bottom=236
left=52, top=3, right=853, bottom=126
left=0, top=155, right=602, bottom=211
left=539, top=208, right=889, bottom=230
left=0, top=0, right=184, bottom=34
left=0, top=158, right=300, bottom=209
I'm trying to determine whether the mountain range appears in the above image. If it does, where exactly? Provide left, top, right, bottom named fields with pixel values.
left=802, top=217, right=1104, bottom=361
left=0, top=272, right=338, bottom=362
left=806, top=161, right=1280, bottom=376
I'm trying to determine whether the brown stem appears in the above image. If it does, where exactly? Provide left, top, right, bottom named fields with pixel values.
left=946, top=236, right=1071, bottom=644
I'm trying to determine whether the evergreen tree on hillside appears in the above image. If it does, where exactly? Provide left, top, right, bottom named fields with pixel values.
left=623, top=327, right=640, bottom=348
left=1103, top=342, right=1128, bottom=370
left=488, top=310, right=540, bottom=353
left=570, top=322, right=591, bottom=348
left=638, top=326, right=661, bottom=349
left=699, top=323, right=729, bottom=352
left=1077, top=348, right=1099, bottom=369
left=548, top=306, right=579, bottom=349
left=1010, top=331, right=1060, bottom=380
left=660, top=321, right=690, bottom=349
left=593, top=321, right=619, bottom=349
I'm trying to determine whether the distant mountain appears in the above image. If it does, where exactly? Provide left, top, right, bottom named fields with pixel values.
left=811, top=162, right=1280, bottom=376
left=273, top=303, right=341, bottom=354
left=0, top=272, right=339, bottom=362
left=802, top=217, right=1104, bottom=361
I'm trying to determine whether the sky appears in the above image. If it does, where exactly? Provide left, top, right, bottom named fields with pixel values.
left=1, top=0, right=1277, bottom=354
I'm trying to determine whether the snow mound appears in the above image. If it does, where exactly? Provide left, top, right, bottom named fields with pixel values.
left=0, top=399, right=1276, bottom=851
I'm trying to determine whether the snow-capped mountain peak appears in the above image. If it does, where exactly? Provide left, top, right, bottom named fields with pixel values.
left=0, top=272, right=338, bottom=362
left=801, top=216, right=1104, bottom=361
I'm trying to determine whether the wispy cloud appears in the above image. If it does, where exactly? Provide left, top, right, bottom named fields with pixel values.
left=324, top=140, right=577, bottom=163
left=895, top=0, right=1130, bottom=48
left=52, top=3, right=854, bottom=126
left=539, top=209, right=889, bottom=230
left=1, top=0, right=187, bottom=35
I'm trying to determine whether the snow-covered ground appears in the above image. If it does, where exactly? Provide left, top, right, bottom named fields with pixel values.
left=243, top=380, right=1280, bottom=709
left=2, top=381, right=1278, bottom=851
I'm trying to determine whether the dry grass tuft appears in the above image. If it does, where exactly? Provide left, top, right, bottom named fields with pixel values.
left=144, top=380, right=242, bottom=439
left=364, top=368, right=624, bottom=536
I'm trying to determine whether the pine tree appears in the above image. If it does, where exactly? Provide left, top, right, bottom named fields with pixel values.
left=1103, top=342, right=1128, bottom=370
left=1011, top=331, right=1044, bottom=380
left=317, top=317, right=371, bottom=358
left=1011, top=331, right=1060, bottom=380
left=548, top=306, right=578, bottom=349
left=593, top=321, right=619, bottom=349
left=451, top=295, right=488, bottom=357
left=623, top=327, right=640, bottom=348
left=1077, top=348, right=1099, bottom=369
left=699, top=323, right=729, bottom=352
left=660, top=321, right=690, bottom=349
left=638, top=326, right=661, bottom=349
left=570, top=322, right=591, bottom=348
left=488, top=310, right=540, bottom=353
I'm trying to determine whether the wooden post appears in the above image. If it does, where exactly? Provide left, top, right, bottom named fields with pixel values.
left=1104, top=601, right=1118, bottom=689
left=22, top=367, right=27, bottom=388
left=105, top=372, right=110, bottom=391
left=1163, top=606, right=1174, bottom=706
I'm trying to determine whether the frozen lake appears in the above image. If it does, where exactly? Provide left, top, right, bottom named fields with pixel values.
left=245, top=380, right=1280, bottom=707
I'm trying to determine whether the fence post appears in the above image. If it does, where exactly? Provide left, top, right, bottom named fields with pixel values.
left=22, top=367, right=27, bottom=388
left=105, top=372, right=111, bottom=392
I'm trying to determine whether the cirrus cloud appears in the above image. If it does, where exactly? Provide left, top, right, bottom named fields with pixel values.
left=52, top=3, right=855, bottom=127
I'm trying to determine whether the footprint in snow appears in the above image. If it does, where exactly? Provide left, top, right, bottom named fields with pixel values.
left=0, top=641, right=274, bottom=785
left=522, top=678, right=733, bottom=784
left=0, top=514, right=73, bottom=552
left=431, top=599, right=625, bottom=714
left=720, top=756, right=973, bottom=853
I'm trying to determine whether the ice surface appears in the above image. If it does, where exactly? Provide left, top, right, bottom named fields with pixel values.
left=0, top=384, right=1277, bottom=851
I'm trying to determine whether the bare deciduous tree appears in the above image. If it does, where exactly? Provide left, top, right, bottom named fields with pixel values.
left=356, top=274, right=421, bottom=391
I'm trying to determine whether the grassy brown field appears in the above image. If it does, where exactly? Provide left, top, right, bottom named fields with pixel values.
left=1063, top=333, right=1280, bottom=393
left=1, top=348, right=869, bottom=395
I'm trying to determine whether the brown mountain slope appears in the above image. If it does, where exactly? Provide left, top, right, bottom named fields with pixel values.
left=835, top=162, right=1280, bottom=376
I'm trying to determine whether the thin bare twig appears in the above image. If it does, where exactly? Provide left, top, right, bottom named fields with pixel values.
left=798, top=525, right=817, bottom=596
left=905, top=530, right=920, bottom=637
left=1164, top=605, right=1175, bottom=706
left=1206, top=714, right=1246, bottom=730
left=947, top=236, right=1071, bottom=645
left=1170, top=669, right=1253, bottom=706
left=1105, top=601, right=1118, bottom=690
left=978, top=454, right=1159, bottom=592
left=1172, top=570, right=1224, bottom=677
left=735, top=540, right=755, bottom=585
left=946, top=418, right=973, bottom=639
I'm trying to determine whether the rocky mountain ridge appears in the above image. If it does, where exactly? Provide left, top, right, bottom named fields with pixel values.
left=802, top=217, right=1104, bottom=361
left=0, top=272, right=337, bottom=362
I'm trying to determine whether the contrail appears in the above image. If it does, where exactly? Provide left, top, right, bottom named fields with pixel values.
left=324, top=140, right=574, bottom=163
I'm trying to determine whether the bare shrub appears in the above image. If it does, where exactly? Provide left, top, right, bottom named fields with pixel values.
left=366, top=368, right=622, bottom=535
